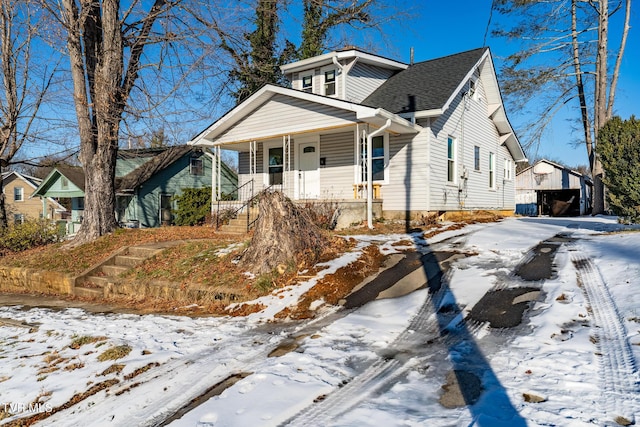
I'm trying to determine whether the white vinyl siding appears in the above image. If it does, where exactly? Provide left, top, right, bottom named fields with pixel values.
left=216, top=95, right=356, bottom=144
left=429, top=75, right=516, bottom=211
left=383, top=131, right=429, bottom=213
left=318, top=131, right=355, bottom=199
left=345, top=62, right=396, bottom=103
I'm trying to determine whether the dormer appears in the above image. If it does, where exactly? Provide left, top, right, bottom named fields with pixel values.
left=280, top=47, right=408, bottom=103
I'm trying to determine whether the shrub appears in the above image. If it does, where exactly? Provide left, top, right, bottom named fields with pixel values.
left=597, top=116, right=640, bottom=223
left=300, top=201, right=339, bottom=229
left=172, top=187, right=212, bottom=226
left=0, top=219, right=59, bottom=253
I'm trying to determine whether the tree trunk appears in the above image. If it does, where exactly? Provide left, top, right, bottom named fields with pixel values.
left=0, top=164, right=7, bottom=228
left=73, top=139, right=119, bottom=244
left=591, top=0, right=609, bottom=215
left=239, top=191, right=328, bottom=275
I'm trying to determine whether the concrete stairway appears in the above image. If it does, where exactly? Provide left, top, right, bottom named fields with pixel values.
left=74, top=245, right=164, bottom=298
left=218, top=209, right=258, bottom=234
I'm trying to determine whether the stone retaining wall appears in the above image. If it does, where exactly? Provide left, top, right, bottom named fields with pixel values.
left=0, top=266, right=74, bottom=295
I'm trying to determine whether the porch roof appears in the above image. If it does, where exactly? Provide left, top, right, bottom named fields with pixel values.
left=188, top=85, right=421, bottom=148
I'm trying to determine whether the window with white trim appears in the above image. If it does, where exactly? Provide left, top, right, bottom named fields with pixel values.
left=361, top=134, right=387, bottom=183
left=14, top=214, right=24, bottom=224
left=504, top=159, right=513, bottom=180
left=13, top=187, right=24, bottom=202
left=447, top=137, right=457, bottom=183
left=489, top=152, right=496, bottom=189
left=301, top=74, right=313, bottom=93
left=474, top=146, right=480, bottom=171
left=324, top=69, right=336, bottom=96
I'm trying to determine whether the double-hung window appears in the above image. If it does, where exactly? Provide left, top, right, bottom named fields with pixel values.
left=301, top=74, right=313, bottom=93
left=504, top=159, right=513, bottom=180
left=13, top=187, right=23, bottom=202
left=489, top=152, right=496, bottom=189
left=447, top=137, right=457, bottom=183
left=361, top=135, right=387, bottom=182
left=190, top=156, right=204, bottom=176
left=474, top=146, right=480, bottom=171
left=324, top=69, right=336, bottom=96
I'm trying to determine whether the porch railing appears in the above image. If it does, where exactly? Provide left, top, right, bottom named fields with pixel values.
left=215, top=179, right=254, bottom=230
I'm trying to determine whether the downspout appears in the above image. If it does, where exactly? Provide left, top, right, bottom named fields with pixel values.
left=332, top=56, right=347, bottom=99
left=366, top=119, right=392, bottom=229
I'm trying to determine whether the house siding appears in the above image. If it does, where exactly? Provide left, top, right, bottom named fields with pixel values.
left=4, top=176, right=41, bottom=221
left=345, top=62, right=396, bottom=103
left=292, top=66, right=343, bottom=98
left=383, top=130, right=429, bottom=216
left=429, top=77, right=516, bottom=212
left=128, top=153, right=213, bottom=227
left=318, top=131, right=355, bottom=199
left=217, top=95, right=356, bottom=144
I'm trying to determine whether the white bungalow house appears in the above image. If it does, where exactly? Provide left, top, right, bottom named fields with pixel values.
left=190, top=47, right=527, bottom=228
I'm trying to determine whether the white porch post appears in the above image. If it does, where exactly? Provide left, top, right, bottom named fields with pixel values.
left=283, top=134, right=291, bottom=195
left=366, top=119, right=391, bottom=229
left=249, top=140, right=257, bottom=188
left=216, top=146, right=221, bottom=200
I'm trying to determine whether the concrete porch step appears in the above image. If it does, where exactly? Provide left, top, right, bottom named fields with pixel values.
left=219, top=225, right=249, bottom=234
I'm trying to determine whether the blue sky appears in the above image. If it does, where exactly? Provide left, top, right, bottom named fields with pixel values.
left=308, top=1, right=640, bottom=169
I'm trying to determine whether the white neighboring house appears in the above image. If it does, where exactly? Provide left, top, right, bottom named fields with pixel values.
left=516, top=159, right=593, bottom=216
left=190, top=47, right=527, bottom=228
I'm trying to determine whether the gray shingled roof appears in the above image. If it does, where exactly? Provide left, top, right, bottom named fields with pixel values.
left=116, top=145, right=192, bottom=192
left=362, top=47, right=487, bottom=114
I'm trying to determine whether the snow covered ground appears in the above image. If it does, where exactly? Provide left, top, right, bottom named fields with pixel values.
left=0, top=216, right=639, bottom=426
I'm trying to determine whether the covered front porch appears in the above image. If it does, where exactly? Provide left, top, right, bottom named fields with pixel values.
left=189, top=85, right=420, bottom=228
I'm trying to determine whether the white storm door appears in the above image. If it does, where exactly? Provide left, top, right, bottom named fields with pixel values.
left=297, top=142, right=319, bottom=199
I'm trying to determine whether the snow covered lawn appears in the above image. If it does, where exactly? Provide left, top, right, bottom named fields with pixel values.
left=0, top=216, right=638, bottom=426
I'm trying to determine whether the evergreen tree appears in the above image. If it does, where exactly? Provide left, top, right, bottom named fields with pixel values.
left=596, top=116, right=640, bottom=223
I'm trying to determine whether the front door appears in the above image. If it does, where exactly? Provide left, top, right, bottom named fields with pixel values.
left=298, top=142, right=319, bottom=199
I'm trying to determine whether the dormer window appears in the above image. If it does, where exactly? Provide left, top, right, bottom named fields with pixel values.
left=324, top=69, right=336, bottom=96
left=301, top=74, right=313, bottom=93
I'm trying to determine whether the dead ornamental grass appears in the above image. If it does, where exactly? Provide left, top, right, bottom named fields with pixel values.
left=97, top=345, right=132, bottom=362
left=69, top=335, right=107, bottom=350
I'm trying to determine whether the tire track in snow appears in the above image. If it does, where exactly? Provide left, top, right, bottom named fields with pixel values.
left=281, top=262, right=454, bottom=427
left=570, top=250, right=640, bottom=424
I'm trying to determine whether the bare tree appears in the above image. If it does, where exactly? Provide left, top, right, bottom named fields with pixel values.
left=43, top=0, right=212, bottom=244
left=493, top=0, right=631, bottom=214
left=202, top=0, right=400, bottom=104
left=0, top=0, right=58, bottom=227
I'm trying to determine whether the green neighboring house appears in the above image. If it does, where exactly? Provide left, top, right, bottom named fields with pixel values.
left=32, top=146, right=238, bottom=233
